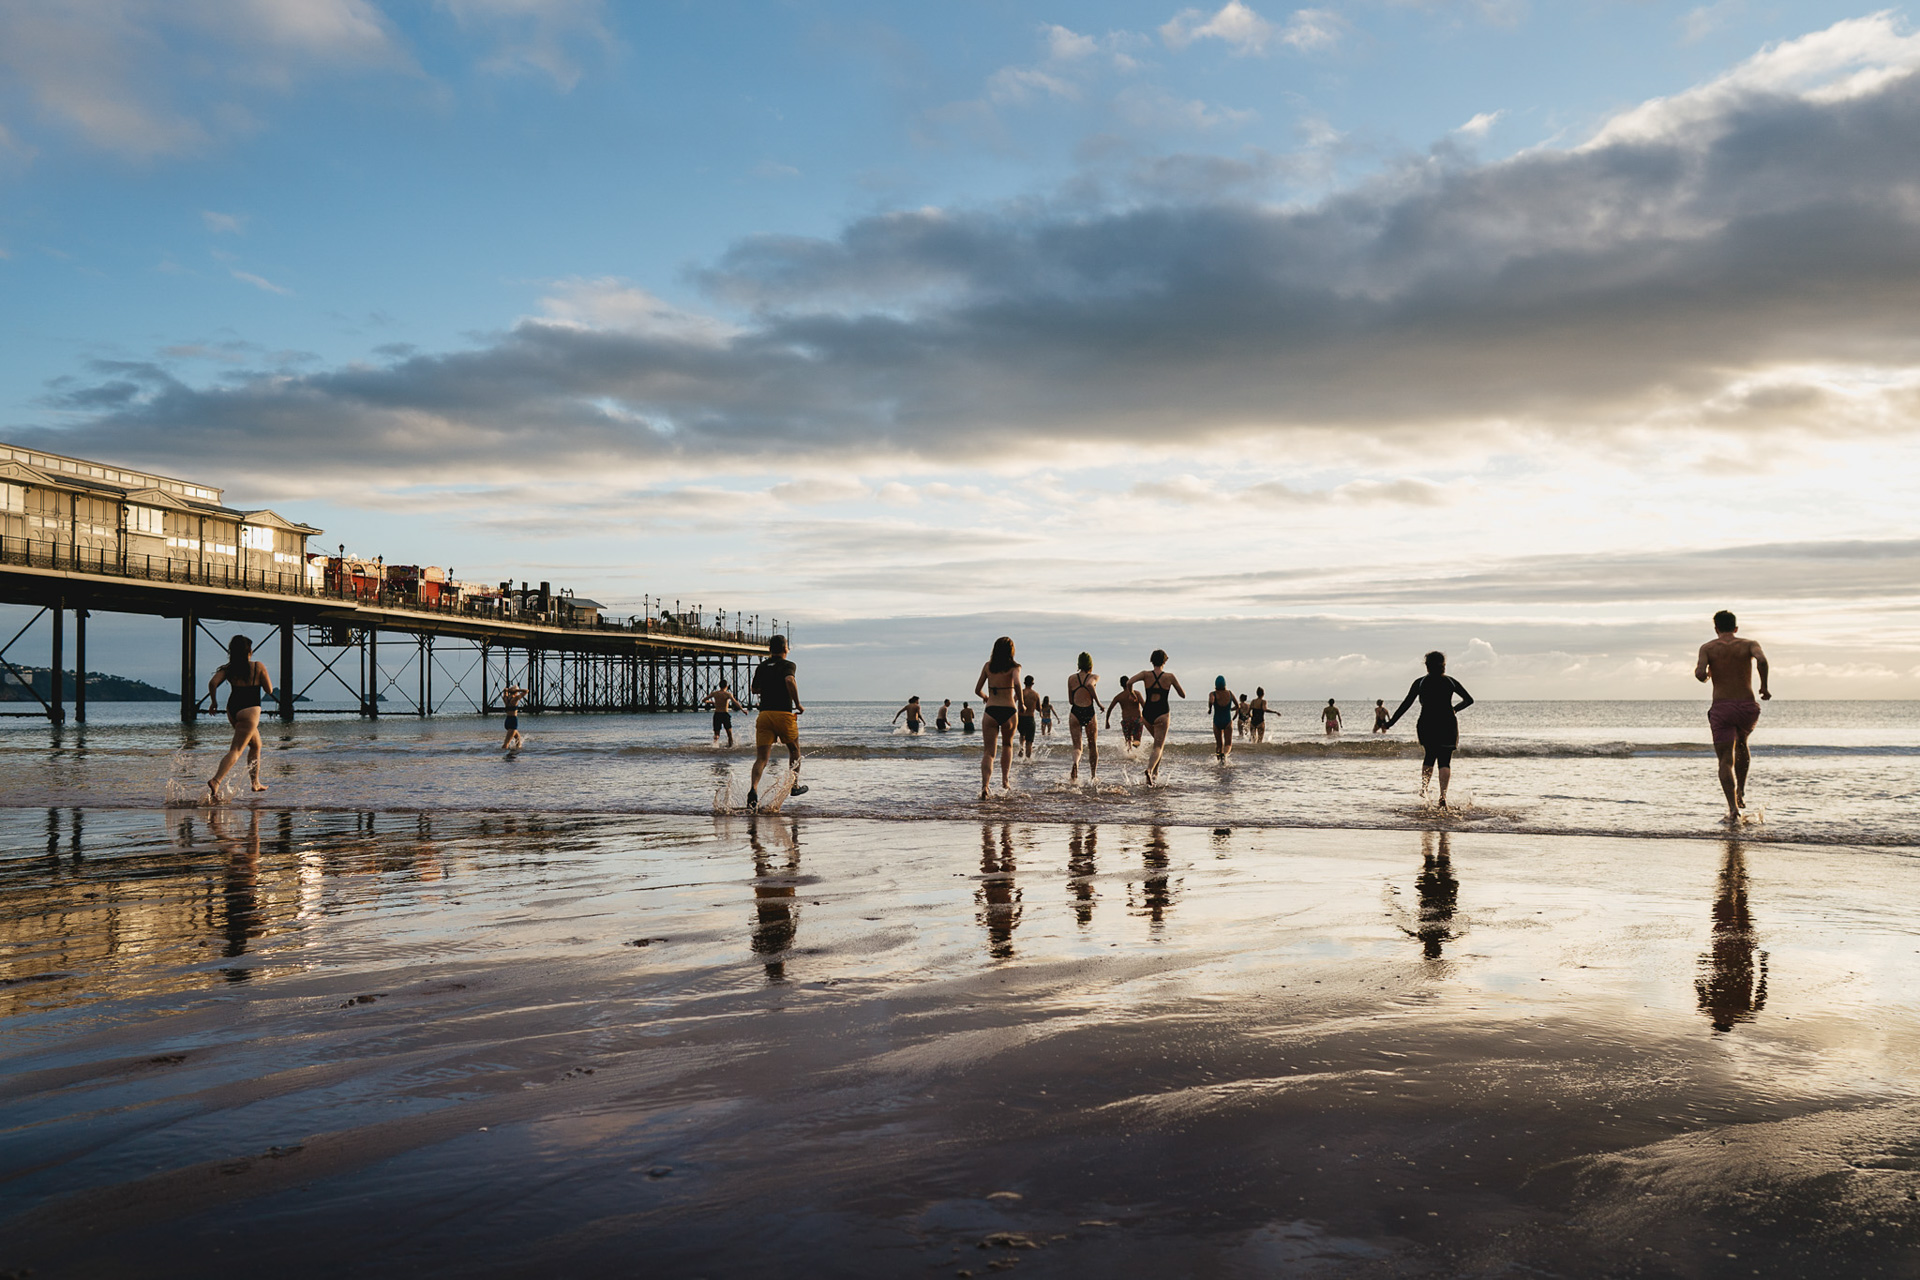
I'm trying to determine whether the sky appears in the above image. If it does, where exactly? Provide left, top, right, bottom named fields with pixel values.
left=3, top=0, right=1919, bottom=699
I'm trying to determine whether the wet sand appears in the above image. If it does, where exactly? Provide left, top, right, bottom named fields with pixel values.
left=4, top=810, right=1920, bottom=1277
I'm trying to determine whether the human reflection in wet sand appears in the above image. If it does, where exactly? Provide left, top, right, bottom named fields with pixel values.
left=208, top=807, right=263, bottom=980
left=1066, top=823, right=1098, bottom=928
left=1409, top=830, right=1460, bottom=960
left=1697, top=838, right=1768, bottom=1033
left=748, top=815, right=802, bottom=983
left=1130, top=825, right=1176, bottom=932
left=977, top=823, right=1023, bottom=959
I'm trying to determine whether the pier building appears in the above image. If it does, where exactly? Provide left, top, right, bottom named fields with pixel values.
left=0, top=443, right=773, bottom=724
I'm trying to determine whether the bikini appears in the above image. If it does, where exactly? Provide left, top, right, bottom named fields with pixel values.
left=984, top=671, right=1018, bottom=725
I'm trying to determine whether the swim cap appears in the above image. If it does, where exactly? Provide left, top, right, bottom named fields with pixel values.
left=1215, top=675, right=1226, bottom=689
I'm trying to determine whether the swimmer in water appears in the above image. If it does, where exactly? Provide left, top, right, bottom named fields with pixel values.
left=1040, top=696, right=1055, bottom=737
left=974, top=637, right=1021, bottom=799
left=1382, top=651, right=1475, bottom=808
left=936, top=698, right=952, bottom=731
left=1321, top=698, right=1342, bottom=736
left=1373, top=699, right=1390, bottom=733
left=1250, top=688, right=1269, bottom=742
left=1695, top=609, right=1771, bottom=822
left=1107, top=675, right=1144, bottom=749
left=1066, top=652, right=1104, bottom=783
left=705, top=680, right=742, bottom=747
left=205, top=634, right=273, bottom=800
left=500, top=681, right=528, bottom=751
left=891, top=695, right=925, bottom=734
left=1126, top=650, right=1186, bottom=784
left=960, top=702, right=975, bottom=733
left=1235, top=693, right=1251, bottom=739
left=1018, top=676, right=1041, bottom=759
left=1208, top=676, right=1236, bottom=762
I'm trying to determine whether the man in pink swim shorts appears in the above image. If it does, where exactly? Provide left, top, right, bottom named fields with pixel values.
left=1694, top=610, right=1771, bottom=822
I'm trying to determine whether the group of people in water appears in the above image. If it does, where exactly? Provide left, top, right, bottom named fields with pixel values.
left=200, top=611, right=1772, bottom=822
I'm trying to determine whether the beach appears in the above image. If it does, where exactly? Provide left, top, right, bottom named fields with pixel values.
left=5, top=796, right=1920, bottom=1277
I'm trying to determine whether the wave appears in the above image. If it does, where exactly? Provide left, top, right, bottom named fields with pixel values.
left=568, top=739, right=1918, bottom=761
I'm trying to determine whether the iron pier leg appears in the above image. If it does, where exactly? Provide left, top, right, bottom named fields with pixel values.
left=418, top=634, right=428, bottom=718
left=180, top=612, right=198, bottom=723
left=48, top=601, right=65, bottom=725
left=73, top=605, right=86, bottom=725
left=279, top=617, right=295, bottom=721
left=368, top=629, right=380, bottom=718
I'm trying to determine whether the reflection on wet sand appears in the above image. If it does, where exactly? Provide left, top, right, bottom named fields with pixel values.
left=748, top=815, right=802, bottom=982
left=1130, top=825, right=1176, bottom=929
left=208, top=809, right=263, bottom=980
left=1411, top=830, right=1460, bottom=960
left=1697, top=837, right=1768, bottom=1033
left=976, top=823, right=1022, bottom=959
left=1066, top=823, right=1097, bottom=927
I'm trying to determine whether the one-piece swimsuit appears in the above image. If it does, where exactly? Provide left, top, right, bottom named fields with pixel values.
left=1069, top=674, right=1097, bottom=725
left=1142, top=672, right=1170, bottom=724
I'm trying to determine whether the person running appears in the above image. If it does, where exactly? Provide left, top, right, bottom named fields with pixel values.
left=1321, top=698, right=1342, bottom=735
left=1040, top=696, right=1055, bottom=738
left=891, top=695, right=925, bottom=735
left=974, top=637, right=1022, bottom=799
left=1373, top=699, right=1390, bottom=733
left=1208, top=677, right=1237, bottom=762
left=748, top=634, right=810, bottom=810
left=205, top=635, right=273, bottom=801
left=1695, top=610, right=1771, bottom=822
left=936, top=698, right=952, bottom=732
left=1107, top=675, right=1145, bottom=749
left=1235, top=693, right=1251, bottom=739
left=705, top=680, right=742, bottom=747
left=1382, top=651, right=1476, bottom=808
left=1018, top=676, right=1041, bottom=759
left=1250, top=688, right=1269, bottom=743
left=1066, top=652, right=1103, bottom=783
left=960, top=702, right=975, bottom=733
left=1127, top=650, right=1186, bottom=785
left=500, top=681, right=528, bottom=751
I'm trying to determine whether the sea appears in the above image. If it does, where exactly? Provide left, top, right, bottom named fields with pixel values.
left=1, top=699, right=1913, bottom=847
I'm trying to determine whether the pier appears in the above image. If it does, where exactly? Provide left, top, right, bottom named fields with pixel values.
left=0, top=444, right=772, bottom=725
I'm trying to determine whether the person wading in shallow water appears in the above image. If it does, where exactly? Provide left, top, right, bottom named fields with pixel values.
left=500, top=682, right=528, bottom=751
left=205, top=635, right=273, bottom=801
left=748, top=635, right=810, bottom=811
left=936, top=698, right=952, bottom=731
left=1107, top=675, right=1145, bottom=749
left=1383, top=651, right=1476, bottom=809
left=1018, top=676, right=1041, bottom=760
left=1321, top=698, right=1342, bottom=735
left=1126, top=650, right=1186, bottom=785
left=1249, top=688, right=1270, bottom=743
left=705, top=680, right=742, bottom=748
left=1373, top=699, right=1390, bottom=733
left=974, top=637, right=1022, bottom=800
left=1208, top=677, right=1237, bottom=763
left=960, top=702, right=975, bottom=733
left=1066, top=652, right=1103, bottom=783
left=891, top=695, right=925, bottom=734
left=1695, top=609, right=1771, bottom=823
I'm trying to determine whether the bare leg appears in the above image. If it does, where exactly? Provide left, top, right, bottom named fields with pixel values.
left=1146, top=715, right=1169, bottom=782
left=246, top=728, right=267, bottom=792
left=1069, top=715, right=1085, bottom=781
left=752, top=742, right=773, bottom=799
left=1714, top=740, right=1740, bottom=819
left=1733, top=733, right=1752, bottom=808
left=1437, top=765, right=1451, bottom=807
left=208, top=709, right=260, bottom=800
left=999, top=722, right=1014, bottom=790
left=1087, top=721, right=1098, bottom=780
left=979, top=722, right=996, bottom=799
left=1420, top=763, right=1433, bottom=798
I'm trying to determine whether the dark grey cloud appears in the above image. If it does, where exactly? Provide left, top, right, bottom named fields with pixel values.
left=21, top=39, right=1920, bottom=479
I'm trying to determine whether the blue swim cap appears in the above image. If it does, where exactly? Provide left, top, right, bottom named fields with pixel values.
left=1215, top=675, right=1226, bottom=689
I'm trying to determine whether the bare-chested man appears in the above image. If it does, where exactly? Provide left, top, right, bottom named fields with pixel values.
left=1107, top=675, right=1145, bottom=748
left=1695, top=610, right=1771, bottom=822
left=1018, top=675, right=1042, bottom=760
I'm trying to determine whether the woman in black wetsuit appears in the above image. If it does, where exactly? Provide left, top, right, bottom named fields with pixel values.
left=1382, top=650, right=1476, bottom=808
left=1126, top=649, right=1186, bottom=785
left=1065, top=651, right=1103, bottom=784
left=974, top=637, right=1022, bottom=800
left=205, top=634, right=274, bottom=801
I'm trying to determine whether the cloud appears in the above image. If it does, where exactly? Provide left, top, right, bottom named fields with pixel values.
left=0, top=0, right=408, bottom=159
left=229, top=268, right=290, bottom=295
left=1131, top=475, right=1448, bottom=506
left=202, top=209, right=248, bottom=234
left=436, top=0, right=613, bottom=91
left=1455, top=109, right=1503, bottom=137
left=26, top=17, right=1920, bottom=487
left=1160, top=3, right=1341, bottom=55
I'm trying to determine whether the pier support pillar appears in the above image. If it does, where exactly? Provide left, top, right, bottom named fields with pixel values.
left=367, top=629, right=380, bottom=718
left=73, top=606, right=85, bottom=725
left=50, top=601, right=65, bottom=726
left=180, top=612, right=198, bottom=723
left=278, top=616, right=295, bottom=721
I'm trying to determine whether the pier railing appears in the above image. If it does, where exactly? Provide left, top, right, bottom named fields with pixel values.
left=0, top=535, right=765, bottom=646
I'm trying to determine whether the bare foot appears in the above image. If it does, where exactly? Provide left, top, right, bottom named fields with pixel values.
left=206, top=780, right=222, bottom=804
left=979, top=788, right=989, bottom=802
left=252, top=782, right=269, bottom=793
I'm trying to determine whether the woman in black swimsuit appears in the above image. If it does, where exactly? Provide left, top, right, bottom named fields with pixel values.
left=1382, top=650, right=1476, bottom=808
left=205, top=634, right=274, bottom=801
left=1126, top=649, right=1186, bottom=785
left=1065, top=651, right=1104, bottom=783
left=974, top=636, right=1022, bottom=799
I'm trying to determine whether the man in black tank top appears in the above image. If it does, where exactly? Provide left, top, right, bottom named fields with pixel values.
left=748, top=635, right=810, bottom=810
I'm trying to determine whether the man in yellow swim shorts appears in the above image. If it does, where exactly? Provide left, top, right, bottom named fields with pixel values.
left=749, top=634, right=809, bottom=810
